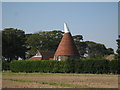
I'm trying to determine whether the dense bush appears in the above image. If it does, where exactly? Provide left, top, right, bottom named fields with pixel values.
left=10, top=60, right=67, bottom=73
left=83, top=59, right=109, bottom=74
left=66, top=59, right=110, bottom=74
left=109, top=60, right=120, bottom=74
left=2, top=60, right=10, bottom=70
left=10, top=59, right=119, bottom=74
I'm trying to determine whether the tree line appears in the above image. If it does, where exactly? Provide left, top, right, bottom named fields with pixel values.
left=2, top=28, right=120, bottom=61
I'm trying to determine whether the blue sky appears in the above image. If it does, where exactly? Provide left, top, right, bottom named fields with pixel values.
left=0, top=2, right=2, bottom=30
left=2, top=2, right=118, bottom=52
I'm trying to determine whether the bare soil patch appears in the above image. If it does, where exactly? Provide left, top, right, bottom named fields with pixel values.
left=2, top=72, right=118, bottom=88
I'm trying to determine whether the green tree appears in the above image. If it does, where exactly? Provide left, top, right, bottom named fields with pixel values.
left=85, top=41, right=112, bottom=59
left=73, top=35, right=83, bottom=42
left=73, top=35, right=112, bottom=59
left=2, top=28, right=26, bottom=61
left=38, top=30, right=64, bottom=51
left=26, top=30, right=63, bottom=57
left=116, top=35, right=120, bottom=59
left=25, top=33, right=41, bottom=57
left=73, top=35, right=87, bottom=58
left=107, top=48, right=114, bottom=55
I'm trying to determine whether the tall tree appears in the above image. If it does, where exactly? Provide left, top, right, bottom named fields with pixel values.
left=85, top=41, right=113, bottom=59
left=116, top=35, right=120, bottom=59
left=107, top=48, right=114, bottom=55
left=73, top=35, right=87, bottom=58
left=26, top=30, right=63, bottom=57
left=73, top=35, right=83, bottom=42
left=2, top=28, right=26, bottom=61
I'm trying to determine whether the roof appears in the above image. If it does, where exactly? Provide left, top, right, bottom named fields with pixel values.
left=104, top=54, right=116, bottom=61
left=28, top=56, right=42, bottom=60
left=34, top=50, right=42, bottom=57
left=54, top=23, right=79, bottom=56
left=40, top=50, right=55, bottom=60
left=64, top=23, right=70, bottom=33
left=28, top=50, right=55, bottom=60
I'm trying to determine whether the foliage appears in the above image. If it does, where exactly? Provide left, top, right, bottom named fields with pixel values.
left=106, top=48, right=114, bottom=55
left=26, top=30, right=63, bottom=57
left=10, top=59, right=119, bottom=74
left=2, top=60, right=10, bottom=70
left=109, top=60, right=119, bottom=74
left=73, top=35, right=88, bottom=58
left=25, top=34, right=41, bottom=57
left=73, top=35, right=114, bottom=58
left=10, top=60, right=67, bottom=73
left=73, top=35, right=83, bottom=41
left=2, top=28, right=115, bottom=61
left=85, top=41, right=114, bottom=59
left=65, top=58, right=75, bottom=73
left=116, top=35, right=120, bottom=59
left=2, top=28, right=26, bottom=61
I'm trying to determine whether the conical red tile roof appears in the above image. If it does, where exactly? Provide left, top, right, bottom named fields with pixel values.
left=54, top=32, right=79, bottom=56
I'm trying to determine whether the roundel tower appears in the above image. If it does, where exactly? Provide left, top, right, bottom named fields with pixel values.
left=54, top=23, right=80, bottom=61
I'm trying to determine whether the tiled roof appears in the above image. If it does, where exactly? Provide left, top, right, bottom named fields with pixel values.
left=54, top=32, right=79, bottom=56
left=28, top=50, right=55, bottom=60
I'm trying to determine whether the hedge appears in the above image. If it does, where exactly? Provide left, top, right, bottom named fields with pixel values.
left=2, top=60, right=10, bottom=71
left=109, top=60, right=120, bottom=74
left=10, top=60, right=67, bottom=73
left=82, top=59, right=110, bottom=74
left=10, top=59, right=119, bottom=74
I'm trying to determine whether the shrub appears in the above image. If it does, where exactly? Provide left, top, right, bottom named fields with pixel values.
left=10, top=59, right=119, bottom=74
left=2, top=60, right=10, bottom=71
left=67, top=59, right=110, bottom=74
left=109, top=60, right=119, bottom=74
left=10, top=60, right=67, bottom=73
left=92, top=60, right=109, bottom=74
left=74, top=59, right=83, bottom=73
left=65, top=58, right=75, bottom=73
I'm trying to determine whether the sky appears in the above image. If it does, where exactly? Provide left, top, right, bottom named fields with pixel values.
left=0, top=2, right=2, bottom=30
left=118, top=1, right=120, bottom=35
left=2, top=2, right=118, bottom=52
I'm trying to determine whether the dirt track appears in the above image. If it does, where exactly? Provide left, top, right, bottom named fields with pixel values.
left=2, top=72, right=118, bottom=88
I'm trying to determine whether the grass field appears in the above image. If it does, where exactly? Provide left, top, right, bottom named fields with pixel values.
left=2, top=72, right=118, bottom=88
